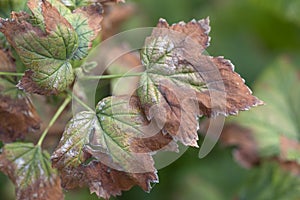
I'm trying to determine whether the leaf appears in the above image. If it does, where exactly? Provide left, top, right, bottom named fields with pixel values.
left=61, top=0, right=90, bottom=8
left=0, top=1, right=77, bottom=95
left=52, top=95, right=175, bottom=198
left=238, top=162, right=300, bottom=200
left=0, top=77, right=41, bottom=142
left=137, top=18, right=262, bottom=147
left=28, top=0, right=103, bottom=61
left=0, top=143, right=63, bottom=200
left=222, top=58, right=300, bottom=166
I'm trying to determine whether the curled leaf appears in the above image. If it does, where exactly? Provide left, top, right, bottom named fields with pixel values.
left=137, top=18, right=262, bottom=147
left=0, top=143, right=63, bottom=200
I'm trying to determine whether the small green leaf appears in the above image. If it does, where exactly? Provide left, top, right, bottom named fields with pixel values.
left=0, top=143, right=63, bottom=200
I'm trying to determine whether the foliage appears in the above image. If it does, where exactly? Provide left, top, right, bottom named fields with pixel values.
left=0, top=0, right=299, bottom=200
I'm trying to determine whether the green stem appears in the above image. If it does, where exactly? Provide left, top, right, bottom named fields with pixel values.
left=37, top=96, right=71, bottom=147
left=0, top=71, right=24, bottom=76
left=67, top=91, right=94, bottom=112
left=81, top=72, right=144, bottom=80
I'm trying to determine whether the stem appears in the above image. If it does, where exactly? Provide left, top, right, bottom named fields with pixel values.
left=67, top=91, right=94, bottom=112
left=81, top=72, right=144, bottom=80
left=0, top=71, right=24, bottom=76
left=37, top=96, right=71, bottom=147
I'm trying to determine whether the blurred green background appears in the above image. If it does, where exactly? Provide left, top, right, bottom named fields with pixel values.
left=1, top=0, right=300, bottom=199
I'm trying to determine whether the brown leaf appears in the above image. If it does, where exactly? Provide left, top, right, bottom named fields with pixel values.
left=0, top=79, right=40, bottom=142
left=0, top=49, right=15, bottom=72
left=101, top=3, right=135, bottom=40
left=59, top=160, right=157, bottom=200
left=137, top=18, right=262, bottom=147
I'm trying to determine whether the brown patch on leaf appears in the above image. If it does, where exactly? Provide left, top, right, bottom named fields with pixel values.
left=58, top=160, right=157, bottom=200
left=17, top=70, right=57, bottom=95
left=73, top=3, right=103, bottom=46
left=157, top=18, right=211, bottom=51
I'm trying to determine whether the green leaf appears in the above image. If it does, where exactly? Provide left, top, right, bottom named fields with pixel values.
left=51, top=111, right=96, bottom=168
left=137, top=18, right=262, bottom=147
left=238, top=162, right=300, bottom=200
left=28, top=0, right=103, bottom=61
left=52, top=96, right=176, bottom=198
left=227, top=58, right=300, bottom=163
left=0, top=143, right=63, bottom=200
left=61, top=0, right=90, bottom=8
left=0, top=1, right=78, bottom=95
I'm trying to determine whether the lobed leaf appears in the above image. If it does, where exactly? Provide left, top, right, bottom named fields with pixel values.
left=0, top=143, right=63, bottom=200
left=137, top=18, right=263, bottom=147
left=0, top=1, right=77, bottom=95
left=52, top=96, right=175, bottom=198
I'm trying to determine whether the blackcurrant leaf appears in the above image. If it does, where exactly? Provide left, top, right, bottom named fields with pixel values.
left=0, top=143, right=63, bottom=200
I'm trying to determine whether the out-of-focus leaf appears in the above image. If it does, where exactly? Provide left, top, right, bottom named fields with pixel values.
left=0, top=49, right=15, bottom=72
left=0, top=143, right=63, bottom=200
left=52, top=96, right=175, bottom=199
left=0, top=78, right=40, bottom=142
left=238, top=162, right=300, bottom=200
left=250, top=0, right=300, bottom=25
left=222, top=58, right=300, bottom=166
left=137, top=18, right=262, bottom=147
left=0, top=1, right=77, bottom=95
left=0, top=0, right=27, bottom=18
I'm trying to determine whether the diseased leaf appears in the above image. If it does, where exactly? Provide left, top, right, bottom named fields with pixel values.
left=0, top=143, right=63, bottom=200
left=0, top=77, right=40, bottom=142
left=0, top=1, right=77, bottom=95
left=137, top=18, right=262, bottom=147
left=28, top=0, right=103, bottom=61
left=52, top=95, right=176, bottom=198
left=222, top=58, right=300, bottom=166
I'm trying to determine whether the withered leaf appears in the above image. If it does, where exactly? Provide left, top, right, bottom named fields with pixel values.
left=221, top=58, right=300, bottom=167
left=52, top=95, right=174, bottom=198
left=0, top=1, right=77, bottom=95
left=57, top=160, right=157, bottom=200
left=137, top=18, right=262, bottom=147
left=0, top=143, right=63, bottom=200
left=0, top=77, right=40, bottom=142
